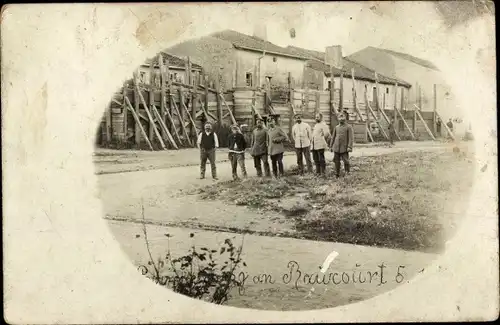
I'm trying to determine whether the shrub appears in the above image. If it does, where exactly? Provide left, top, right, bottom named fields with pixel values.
left=137, top=204, right=247, bottom=304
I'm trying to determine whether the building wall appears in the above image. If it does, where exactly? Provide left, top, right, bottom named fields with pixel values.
left=235, top=49, right=306, bottom=88
left=325, top=76, right=409, bottom=110
left=136, top=66, right=200, bottom=86
left=348, top=50, right=449, bottom=113
left=303, top=65, right=325, bottom=90
left=167, top=36, right=237, bottom=91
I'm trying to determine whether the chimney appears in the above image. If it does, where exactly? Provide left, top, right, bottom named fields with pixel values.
left=325, top=45, right=343, bottom=69
left=253, top=25, right=268, bottom=41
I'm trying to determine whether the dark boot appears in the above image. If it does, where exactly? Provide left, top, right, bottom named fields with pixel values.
left=334, top=162, right=341, bottom=178
left=263, top=161, right=271, bottom=178
left=314, top=163, right=319, bottom=175
left=345, top=163, right=350, bottom=174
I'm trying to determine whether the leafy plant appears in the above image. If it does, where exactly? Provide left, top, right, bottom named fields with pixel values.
left=137, top=203, right=247, bottom=305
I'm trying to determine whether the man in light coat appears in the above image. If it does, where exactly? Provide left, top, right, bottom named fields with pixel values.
left=311, top=112, right=330, bottom=176
left=330, top=113, right=353, bottom=178
left=292, top=114, right=313, bottom=175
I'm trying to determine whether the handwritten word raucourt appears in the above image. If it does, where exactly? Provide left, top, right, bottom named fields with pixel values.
left=236, top=261, right=406, bottom=294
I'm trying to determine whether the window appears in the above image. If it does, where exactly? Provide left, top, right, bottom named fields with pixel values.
left=386, top=87, right=389, bottom=94
left=328, top=80, right=332, bottom=90
left=139, top=72, right=146, bottom=83
left=272, top=56, right=277, bottom=62
left=246, top=72, right=253, bottom=87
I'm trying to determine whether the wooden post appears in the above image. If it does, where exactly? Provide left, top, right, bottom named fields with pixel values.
left=204, top=73, right=209, bottom=126
left=393, top=83, right=398, bottom=131
left=329, top=68, right=338, bottom=131
left=152, top=104, right=178, bottom=149
left=263, top=81, right=269, bottom=118
left=366, top=100, right=389, bottom=140
left=165, top=59, right=172, bottom=133
left=418, top=84, right=423, bottom=109
left=192, top=92, right=198, bottom=138
left=149, top=59, right=155, bottom=141
left=414, top=104, right=436, bottom=140
left=433, top=83, right=437, bottom=136
left=315, top=91, right=320, bottom=115
left=288, top=72, right=294, bottom=137
left=134, top=80, right=166, bottom=150
left=365, top=86, right=370, bottom=125
left=170, top=100, right=191, bottom=147
left=163, top=96, right=182, bottom=147
left=105, top=103, right=112, bottom=144
left=351, top=68, right=362, bottom=120
left=435, top=110, right=455, bottom=140
left=401, top=87, right=405, bottom=111
left=178, top=87, right=185, bottom=129
left=339, top=71, right=344, bottom=111
left=413, top=82, right=418, bottom=134
left=185, top=57, right=190, bottom=86
left=374, top=72, right=380, bottom=112
left=124, top=97, right=154, bottom=151
left=122, top=83, right=128, bottom=141
left=133, top=71, right=141, bottom=146
left=395, top=103, right=416, bottom=140
left=181, top=97, right=199, bottom=139
left=216, top=74, right=223, bottom=125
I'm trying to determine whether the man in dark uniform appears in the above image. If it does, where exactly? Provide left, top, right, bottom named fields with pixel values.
left=446, top=118, right=454, bottom=132
left=330, top=113, right=354, bottom=178
left=250, top=118, right=271, bottom=177
left=197, top=122, right=219, bottom=180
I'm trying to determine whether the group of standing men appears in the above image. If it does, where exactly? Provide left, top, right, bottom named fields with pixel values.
left=197, top=112, right=353, bottom=181
left=292, top=112, right=353, bottom=178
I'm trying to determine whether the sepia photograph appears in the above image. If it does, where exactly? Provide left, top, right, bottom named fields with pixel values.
left=2, top=1, right=497, bottom=323
left=92, top=1, right=487, bottom=312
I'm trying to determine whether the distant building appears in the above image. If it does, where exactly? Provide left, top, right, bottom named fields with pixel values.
left=287, top=45, right=412, bottom=110
left=166, top=29, right=311, bottom=91
left=136, top=52, right=203, bottom=87
left=346, top=47, right=445, bottom=109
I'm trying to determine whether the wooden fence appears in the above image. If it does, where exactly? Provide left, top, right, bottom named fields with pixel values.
left=98, top=63, right=445, bottom=150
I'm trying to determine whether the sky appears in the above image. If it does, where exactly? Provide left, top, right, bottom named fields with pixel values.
left=166, top=1, right=493, bottom=60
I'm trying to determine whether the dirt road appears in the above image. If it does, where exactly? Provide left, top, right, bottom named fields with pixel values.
left=96, top=140, right=472, bottom=310
left=97, top=141, right=461, bottom=234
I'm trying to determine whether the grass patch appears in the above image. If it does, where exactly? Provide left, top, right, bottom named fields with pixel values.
left=189, top=150, right=474, bottom=253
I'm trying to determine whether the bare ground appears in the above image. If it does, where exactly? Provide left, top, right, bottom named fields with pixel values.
left=185, top=149, right=474, bottom=253
left=96, top=140, right=475, bottom=310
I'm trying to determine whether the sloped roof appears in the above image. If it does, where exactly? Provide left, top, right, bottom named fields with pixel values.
left=373, top=47, right=439, bottom=70
left=287, top=46, right=324, bottom=61
left=289, top=45, right=411, bottom=87
left=209, top=30, right=309, bottom=60
left=348, top=46, right=439, bottom=71
left=143, top=52, right=202, bottom=69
